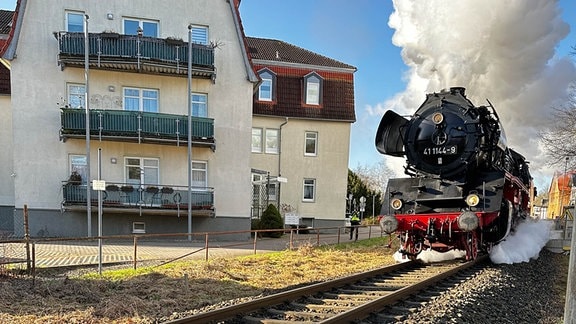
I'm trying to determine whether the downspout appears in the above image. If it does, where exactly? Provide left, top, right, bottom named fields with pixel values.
left=278, top=117, right=288, bottom=206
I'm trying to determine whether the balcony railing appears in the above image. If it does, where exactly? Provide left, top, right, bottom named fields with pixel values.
left=60, top=108, right=215, bottom=148
left=55, top=32, right=216, bottom=79
left=62, top=181, right=215, bottom=217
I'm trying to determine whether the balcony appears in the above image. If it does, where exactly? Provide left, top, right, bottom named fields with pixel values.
left=55, top=32, right=216, bottom=80
left=60, top=108, right=215, bottom=149
left=62, top=181, right=215, bottom=217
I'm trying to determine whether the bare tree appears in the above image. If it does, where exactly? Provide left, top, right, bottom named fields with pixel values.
left=539, top=83, right=576, bottom=169
left=353, top=159, right=395, bottom=193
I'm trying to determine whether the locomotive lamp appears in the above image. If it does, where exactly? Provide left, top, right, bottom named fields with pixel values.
left=390, top=198, right=403, bottom=210
left=465, top=193, right=480, bottom=207
left=432, top=112, right=444, bottom=124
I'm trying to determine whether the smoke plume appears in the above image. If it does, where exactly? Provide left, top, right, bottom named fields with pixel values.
left=377, top=0, right=576, bottom=187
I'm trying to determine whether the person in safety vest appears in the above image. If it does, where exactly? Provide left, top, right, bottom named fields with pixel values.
left=349, top=211, right=361, bottom=241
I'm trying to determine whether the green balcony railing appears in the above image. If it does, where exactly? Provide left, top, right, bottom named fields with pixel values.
left=60, top=108, right=214, bottom=146
left=56, top=32, right=215, bottom=78
left=62, top=182, right=214, bottom=214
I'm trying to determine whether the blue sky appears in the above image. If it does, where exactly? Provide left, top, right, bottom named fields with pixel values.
left=1, top=0, right=575, bottom=188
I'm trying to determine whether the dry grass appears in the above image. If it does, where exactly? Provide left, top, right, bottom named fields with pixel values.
left=0, top=237, right=397, bottom=323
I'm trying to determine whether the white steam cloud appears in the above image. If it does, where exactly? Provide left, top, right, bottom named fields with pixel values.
left=376, top=0, right=576, bottom=187
left=489, top=220, right=552, bottom=264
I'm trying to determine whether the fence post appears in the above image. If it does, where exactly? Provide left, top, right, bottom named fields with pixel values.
left=23, top=205, right=31, bottom=273
left=133, top=236, right=138, bottom=270
left=337, top=227, right=341, bottom=244
left=289, top=229, right=294, bottom=250
left=253, top=230, right=258, bottom=254
left=316, top=228, right=320, bottom=246
left=205, top=233, right=209, bottom=261
left=31, top=242, right=36, bottom=284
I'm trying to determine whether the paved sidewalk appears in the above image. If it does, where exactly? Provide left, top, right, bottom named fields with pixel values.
left=1, top=227, right=382, bottom=269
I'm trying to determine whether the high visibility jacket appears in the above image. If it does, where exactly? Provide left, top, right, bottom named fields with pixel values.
left=351, top=214, right=360, bottom=223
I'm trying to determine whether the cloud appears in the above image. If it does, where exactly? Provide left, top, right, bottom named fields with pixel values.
left=378, top=0, right=576, bottom=186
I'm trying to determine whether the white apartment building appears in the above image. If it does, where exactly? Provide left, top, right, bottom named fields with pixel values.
left=0, top=0, right=257, bottom=237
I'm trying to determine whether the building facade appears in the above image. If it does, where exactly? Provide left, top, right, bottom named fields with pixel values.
left=246, top=37, right=356, bottom=228
left=1, top=0, right=257, bottom=237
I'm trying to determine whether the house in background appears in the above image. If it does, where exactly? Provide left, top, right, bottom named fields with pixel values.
left=1, top=0, right=257, bottom=238
left=246, top=37, right=357, bottom=228
left=548, top=170, right=576, bottom=219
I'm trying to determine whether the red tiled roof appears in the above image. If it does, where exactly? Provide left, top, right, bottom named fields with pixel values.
left=246, top=37, right=356, bottom=70
left=249, top=38, right=357, bottom=122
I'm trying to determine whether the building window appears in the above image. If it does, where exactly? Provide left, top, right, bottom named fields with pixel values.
left=258, top=69, right=275, bottom=101
left=192, top=93, right=208, bottom=117
left=123, top=88, right=158, bottom=112
left=66, top=11, right=84, bottom=32
left=252, top=128, right=263, bottom=153
left=192, top=161, right=208, bottom=189
left=267, top=183, right=278, bottom=201
left=303, top=179, right=316, bottom=202
left=69, top=155, right=87, bottom=185
left=191, top=25, right=209, bottom=45
left=132, top=222, right=146, bottom=234
left=67, top=83, right=85, bottom=108
left=124, top=18, right=159, bottom=37
left=266, top=129, right=279, bottom=154
left=304, top=72, right=322, bottom=106
left=305, top=132, right=318, bottom=156
left=125, top=157, right=159, bottom=185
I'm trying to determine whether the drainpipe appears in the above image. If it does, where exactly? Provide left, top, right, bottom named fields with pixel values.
left=278, top=118, right=288, bottom=206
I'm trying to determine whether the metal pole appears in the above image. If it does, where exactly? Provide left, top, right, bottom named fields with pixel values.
left=84, top=15, right=92, bottom=237
left=97, top=148, right=103, bottom=275
left=187, top=24, right=193, bottom=240
left=564, top=214, right=576, bottom=323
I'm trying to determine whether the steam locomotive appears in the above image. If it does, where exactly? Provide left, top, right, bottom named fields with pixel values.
left=376, top=87, right=532, bottom=260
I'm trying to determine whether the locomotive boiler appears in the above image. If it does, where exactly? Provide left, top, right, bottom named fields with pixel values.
left=376, top=87, right=532, bottom=260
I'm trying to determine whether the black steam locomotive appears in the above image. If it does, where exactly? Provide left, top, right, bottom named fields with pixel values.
left=376, top=87, right=532, bottom=260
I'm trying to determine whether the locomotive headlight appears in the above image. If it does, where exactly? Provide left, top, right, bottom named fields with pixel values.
left=380, top=215, right=399, bottom=234
left=390, top=198, right=403, bottom=210
left=457, top=211, right=479, bottom=231
left=432, top=112, right=444, bottom=124
left=465, top=193, right=480, bottom=207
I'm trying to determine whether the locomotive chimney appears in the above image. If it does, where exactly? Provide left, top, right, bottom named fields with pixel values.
left=450, top=87, right=466, bottom=96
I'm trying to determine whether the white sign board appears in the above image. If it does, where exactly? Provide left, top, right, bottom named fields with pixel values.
left=285, top=213, right=300, bottom=225
left=92, top=180, right=106, bottom=191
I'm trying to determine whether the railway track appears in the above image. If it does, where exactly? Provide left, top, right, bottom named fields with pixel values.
left=165, top=255, right=488, bottom=323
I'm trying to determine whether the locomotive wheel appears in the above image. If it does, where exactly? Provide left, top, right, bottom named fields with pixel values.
left=465, top=231, right=478, bottom=260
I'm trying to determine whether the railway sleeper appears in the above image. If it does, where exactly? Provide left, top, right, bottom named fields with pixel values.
left=290, top=301, right=353, bottom=312
left=306, top=297, right=374, bottom=305
left=338, top=288, right=394, bottom=295
left=322, top=292, right=381, bottom=300
left=347, top=284, right=403, bottom=291
left=267, top=308, right=332, bottom=320
left=242, top=315, right=316, bottom=324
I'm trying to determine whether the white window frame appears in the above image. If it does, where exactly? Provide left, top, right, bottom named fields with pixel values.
left=132, top=222, right=146, bottom=234
left=191, top=25, right=209, bottom=45
left=69, top=154, right=87, bottom=185
left=66, top=11, right=84, bottom=32
left=303, top=178, right=316, bottom=202
left=258, top=70, right=275, bottom=101
left=125, top=157, right=160, bottom=186
left=123, top=87, right=159, bottom=112
left=305, top=131, right=318, bottom=156
left=252, top=128, right=263, bottom=153
left=192, top=93, right=208, bottom=117
left=304, top=73, right=322, bottom=106
left=265, top=129, right=279, bottom=154
left=123, top=17, right=159, bottom=37
left=67, top=83, right=85, bottom=109
left=192, top=161, right=208, bottom=190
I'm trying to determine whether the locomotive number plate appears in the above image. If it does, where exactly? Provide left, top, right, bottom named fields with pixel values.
left=423, top=145, right=457, bottom=155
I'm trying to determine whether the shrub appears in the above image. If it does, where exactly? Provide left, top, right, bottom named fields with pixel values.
left=259, top=204, right=284, bottom=238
